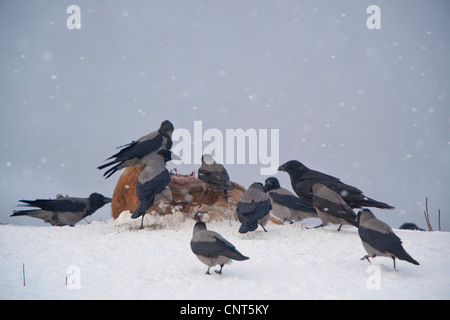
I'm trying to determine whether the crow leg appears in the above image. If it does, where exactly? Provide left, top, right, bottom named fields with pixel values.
left=139, top=215, right=145, bottom=230
left=360, top=255, right=371, bottom=263
left=215, top=264, right=224, bottom=275
left=392, top=257, right=397, bottom=272
left=206, top=267, right=211, bottom=275
left=307, top=223, right=324, bottom=229
left=337, top=224, right=343, bottom=231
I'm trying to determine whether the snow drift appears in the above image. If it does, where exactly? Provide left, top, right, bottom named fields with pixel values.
left=1, top=214, right=449, bottom=300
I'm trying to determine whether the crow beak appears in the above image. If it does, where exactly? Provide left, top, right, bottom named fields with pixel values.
left=278, top=164, right=286, bottom=172
left=170, top=153, right=182, bottom=161
left=104, top=197, right=112, bottom=203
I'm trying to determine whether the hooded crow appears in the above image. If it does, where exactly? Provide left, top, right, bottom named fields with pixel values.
left=312, top=183, right=358, bottom=231
left=236, top=183, right=272, bottom=233
left=11, top=193, right=111, bottom=226
left=190, top=212, right=249, bottom=275
left=131, top=149, right=186, bottom=229
left=278, top=160, right=394, bottom=210
left=399, top=223, right=425, bottom=231
left=357, top=209, right=420, bottom=271
left=195, top=154, right=235, bottom=206
left=263, top=177, right=317, bottom=223
left=98, top=120, right=174, bottom=178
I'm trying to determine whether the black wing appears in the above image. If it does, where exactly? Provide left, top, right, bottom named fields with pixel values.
left=132, top=169, right=171, bottom=218
left=237, top=199, right=271, bottom=224
left=358, top=226, right=403, bottom=255
left=293, top=179, right=316, bottom=204
left=303, top=169, right=341, bottom=183
left=236, top=201, right=256, bottom=216
left=18, top=199, right=86, bottom=212
left=191, top=235, right=248, bottom=261
left=198, top=167, right=234, bottom=190
left=313, top=196, right=357, bottom=226
left=269, top=192, right=315, bottom=213
left=295, top=174, right=363, bottom=204
left=190, top=236, right=235, bottom=258
left=254, top=198, right=272, bottom=217
left=136, top=169, right=171, bottom=202
left=97, top=135, right=167, bottom=178
left=108, top=135, right=164, bottom=163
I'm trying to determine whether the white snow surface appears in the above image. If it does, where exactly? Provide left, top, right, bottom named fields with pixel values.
left=1, top=212, right=449, bottom=300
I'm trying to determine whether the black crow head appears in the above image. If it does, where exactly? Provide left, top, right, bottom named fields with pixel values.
left=249, top=182, right=265, bottom=192
left=193, top=211, right=209, bottom=222
left=278, top=160, right=308, bottom=178
left=399, top=223, right=425, bottom=231
left=193, top=212, right=209, bottom=232
left=201, top=154, right=215, bottom=165
left=356, top=208, right=374, bottom=226
left=88, top=193, right=112, bottom=214
left=159, top=120, right=174, bottom=136
left=264, top=177, right=280, bottom=192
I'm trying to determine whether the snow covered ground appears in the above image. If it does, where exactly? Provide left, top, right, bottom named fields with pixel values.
left=1, top=212, right=449, bottom=300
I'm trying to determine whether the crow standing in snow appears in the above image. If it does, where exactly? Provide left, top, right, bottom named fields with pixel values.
left=98, top=120, right=174, bottom=178
left=236, top=183, right=272, bottom=233
left=190, top=212, right=249, bottom=275
left=399, top=223, right=425, bottom=231
left=263, top=177, right=317, bottom=223
left=278, top=160, right=394, bottom=210
left=357, top=209, right=420, bottom=271
left=11, top=193, right=111, bottom=226
left=195, top=154, right=235, bottom=207
left=131, top=149, right=186, bottom=229
left=312, top=183, right=358, bottom=231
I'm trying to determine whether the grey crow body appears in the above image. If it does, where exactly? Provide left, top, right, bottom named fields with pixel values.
left=278, top=160, right=394, bottom=210
left=131, top=149, right=185, bottom=229
left=263, top=177, right=317, bottom=223
left=190, top=212, right=249, bottom=275
left=11, top=193, right=111, bottom=226
left=196, top=154, right=235, bottom=206
left=312, top=183, right=358, bottom=231
left=236, top=183, right=272, bottom=233
left=98, top=120, right=174, bottom=178
left=357, top=209, right=420, bottom=271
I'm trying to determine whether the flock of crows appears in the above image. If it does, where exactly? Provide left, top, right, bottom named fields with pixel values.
left=11, top=120, right=420, bottom=274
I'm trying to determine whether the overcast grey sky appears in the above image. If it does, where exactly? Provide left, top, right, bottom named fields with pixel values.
left=1, top=0, right=449, bottom=230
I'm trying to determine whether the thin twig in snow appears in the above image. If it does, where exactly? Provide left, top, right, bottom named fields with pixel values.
left=438, top=208, right=441, bottom=231
left=424, top=197, right=433, bottom=231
